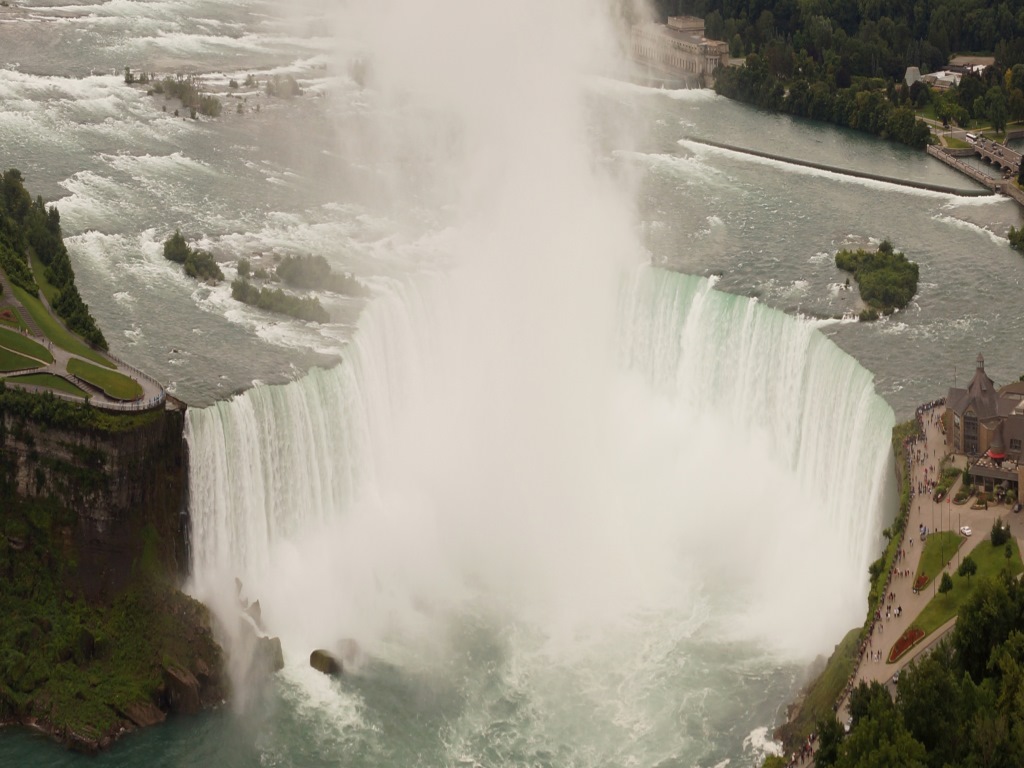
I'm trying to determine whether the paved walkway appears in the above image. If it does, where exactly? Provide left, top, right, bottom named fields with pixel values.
left=837, top=404, right=1019, bottom=715
left=0, top=266, right=164, bottom=411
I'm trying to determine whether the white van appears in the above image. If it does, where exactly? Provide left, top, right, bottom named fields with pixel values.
left=966, top=132, right=978, bottom=142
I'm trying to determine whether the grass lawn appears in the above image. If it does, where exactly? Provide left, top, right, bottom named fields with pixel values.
left=67, top=357, right=142, bottom=401
left=29, top=252, right=60, bottom=306
left=908, top=538, right=1024, bottom=639
left=946, top=137, right=970, bottom=149
left=0, top=347, right=42, bottom=372
left=0, top=326, right=53, bottom=364
left=4, top=373, right=88, bottom=398
left=11, top=284, right=114, bottom=369
left=915, top=531, right=964, bottom=588
left=777, top=626, right=860, bottom=745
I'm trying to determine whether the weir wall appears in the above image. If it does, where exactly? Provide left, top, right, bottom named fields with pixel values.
left=688, top=138, right=992, bottom=196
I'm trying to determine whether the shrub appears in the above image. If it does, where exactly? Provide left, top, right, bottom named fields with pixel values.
left=230, top=279, right=328, bottom=323
left=836, top=243, right=919, bottom=314
left=163, top=231, right=222, bottom=283
left=992, top=518, right=1011, bottom=547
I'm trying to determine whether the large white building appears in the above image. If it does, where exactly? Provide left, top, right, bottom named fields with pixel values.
left=631, top=16, right=730, bottom=88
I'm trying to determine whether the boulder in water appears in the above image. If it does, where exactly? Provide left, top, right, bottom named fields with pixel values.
left=310, top=649, right=342, bottom=676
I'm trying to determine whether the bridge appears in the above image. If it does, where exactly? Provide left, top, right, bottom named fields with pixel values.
left=972, top=136, right=1021, bottom=176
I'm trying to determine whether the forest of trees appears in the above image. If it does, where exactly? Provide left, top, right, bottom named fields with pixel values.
left=809, top=571, right=1024, bottom=768
left=654, top=0, right=1024, bottom=146
left=0, top=169, right=107, bottom=349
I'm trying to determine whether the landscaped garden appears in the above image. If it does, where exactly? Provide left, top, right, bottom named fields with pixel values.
left=914, top=530, right=964, bottom=589
left=889, top=627, right=925, bottom=663
left=0, top=307, right=26, bottom=330
left=897, top=536, right=1024, bottom=655
left=67, top=358, right=142, bottom=401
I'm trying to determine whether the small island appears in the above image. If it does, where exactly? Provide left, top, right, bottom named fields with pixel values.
left=835, top=240, right=919, bottom=321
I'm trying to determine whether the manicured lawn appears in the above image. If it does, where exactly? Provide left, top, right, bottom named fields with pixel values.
left=0, top=347, right=41, bottom=372
left=907, top=538, right=1024, bottom=638
left=4, top=373, right=88, bottom=398
left=11, top=284, right=114, bottom=369
left=67, top=357, right=142, bottom=401
left=946, top=137, right=970, bottom=149
left=915, top=531, right=964, bottom=588
left=0, top=326, right=54, bottom=364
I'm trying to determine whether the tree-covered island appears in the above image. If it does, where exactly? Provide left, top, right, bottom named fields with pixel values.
left=835, top=240, right=919, bottom=320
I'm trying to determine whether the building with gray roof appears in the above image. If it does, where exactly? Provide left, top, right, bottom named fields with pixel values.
left=946, top=354, right=1024, bottom=494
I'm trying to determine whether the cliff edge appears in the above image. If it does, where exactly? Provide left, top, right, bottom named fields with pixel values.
left=0, top=388, right=224, bottom=752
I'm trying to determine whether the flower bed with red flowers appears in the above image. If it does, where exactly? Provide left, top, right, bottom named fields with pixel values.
left=914, top=574, right=928, bottom=591
left=0, top=308, right=17, bottom=326
left=889, top=627, right=925, bottom=663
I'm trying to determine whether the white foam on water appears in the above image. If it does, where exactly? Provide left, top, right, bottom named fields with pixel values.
left=932, top=213, right=1009, bottom=246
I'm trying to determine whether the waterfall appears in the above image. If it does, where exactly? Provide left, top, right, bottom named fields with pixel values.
left=187, top=266, right=895, bottom=665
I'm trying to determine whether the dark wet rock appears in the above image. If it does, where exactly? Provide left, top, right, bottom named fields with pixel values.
left=163, top=665, right=201, bottom=714
left=310, top=649, right=342, bottom=676
left=256, top=635, right=284, bottom=673
left=246, top=599, right=262, bottom=628
left=120, top=700, right=166, bottom=728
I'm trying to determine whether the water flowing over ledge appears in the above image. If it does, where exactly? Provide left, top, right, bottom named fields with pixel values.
left=184, top=266, right=896, bottom=766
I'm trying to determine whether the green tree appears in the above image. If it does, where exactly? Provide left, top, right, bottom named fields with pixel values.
left=954, top=576, right=1015, bottom=680
left=940, top=571, right=954, bottom=594
left=163, top=230, right=190, bottom=264
left=896, top=643, right=965, bottom=766
left=986, top=86, right=1008, bottom=133
left=993, top=518, right=1010, bottom=547
left=959, top=555, right=978, bottom=582
left=815, top=715, right=844, bottom=767
left=835, top=685, right=926, bottom=768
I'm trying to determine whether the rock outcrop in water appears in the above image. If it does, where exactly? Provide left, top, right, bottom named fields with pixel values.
left=310, top=649, right=343, bottom=676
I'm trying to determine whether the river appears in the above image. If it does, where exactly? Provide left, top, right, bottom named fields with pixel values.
left=0, top=1, right=1021, bottom=766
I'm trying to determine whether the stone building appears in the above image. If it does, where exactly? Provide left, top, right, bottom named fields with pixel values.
left=946, top=353, right=1024, bottom=494
left=631, top=16, right=730, bottom=88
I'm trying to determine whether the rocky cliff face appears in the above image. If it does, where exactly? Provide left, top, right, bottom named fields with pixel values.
left=0, top=397, right=225, bottom=752
left=0, top=402, right=188, bottom=600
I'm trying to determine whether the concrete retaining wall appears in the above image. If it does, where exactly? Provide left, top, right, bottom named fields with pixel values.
left=688, top=138, right=992, bottom=196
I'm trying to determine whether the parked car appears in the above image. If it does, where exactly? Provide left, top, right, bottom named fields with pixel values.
left=960, top=525, right=972, bottom=536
